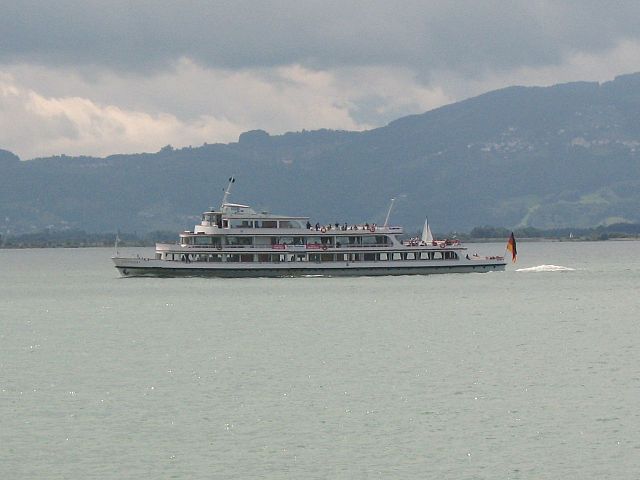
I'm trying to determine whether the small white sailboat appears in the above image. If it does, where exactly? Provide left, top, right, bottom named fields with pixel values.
left=421, top=218, right=434, bottom=243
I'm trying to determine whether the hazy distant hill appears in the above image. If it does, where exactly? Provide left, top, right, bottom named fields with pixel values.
left=2, top=73, right=640, bottom=235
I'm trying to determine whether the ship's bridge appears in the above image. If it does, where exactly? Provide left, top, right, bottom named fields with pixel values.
left=194, top=202, right=309, bottom=234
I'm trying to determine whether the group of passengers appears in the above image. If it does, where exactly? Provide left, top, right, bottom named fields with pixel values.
left=403, top=237, right=427, bottom=247
left=306, top=221, right=377, bottom=232
left=401, top=238, right=461, bottom=247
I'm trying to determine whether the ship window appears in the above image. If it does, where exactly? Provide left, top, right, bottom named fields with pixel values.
left=278, top=220, right=299, bottom=228
left=271, top=254, right=285, bottom=262
left=278, top=236, right=295, bottom=245
left=253, top=237, right=271, bottom=246
left=203, top=213, right=216, bottom=224
left=306, top=236, right=322, bottom=245
left=258, top=254, right=269, bottom=262
left=194, top=236, right=213, bottom=245
left=240, top=254, right=254, bottom=262
left=362, top=236, right=378, bottom=245
left=406, top=252, right=416, bottom=260
left=419, top=252, right=429, bottom=260
left=378, top=253, right=388, bottom=261
left=392, top=252, right=402, bottom=260
left=229, top=219, right=253, bottom=228
left=295, top=253, right=307, bottom=262
left=364, top=253, right=376, bottom=261
left=209, top=254, right=222, bottom=262
left=226, top=254, right=240, bottom=262
left=226, top=236, right=252, bottom=246
left=309, top=253, right=321, bottom=263
left=257, top=220, right=277, bottom=228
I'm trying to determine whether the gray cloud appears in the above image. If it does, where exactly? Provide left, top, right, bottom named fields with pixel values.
left=2, top=1, right=640, bottom=76
left=2, top=1, right=640, bottom=159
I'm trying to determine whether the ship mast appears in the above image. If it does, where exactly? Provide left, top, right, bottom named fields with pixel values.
left=220, top=176, right=235, bottom=209
left=383, top=198, right=395, bottom=227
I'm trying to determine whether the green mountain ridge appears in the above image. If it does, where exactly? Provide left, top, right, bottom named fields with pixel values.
left=2, top=73, right=640, bottom=234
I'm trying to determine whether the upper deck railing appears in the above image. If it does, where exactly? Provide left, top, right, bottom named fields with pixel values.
left=191, top=225, right=404, bottom=235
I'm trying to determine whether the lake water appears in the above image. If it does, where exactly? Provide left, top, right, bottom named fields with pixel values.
left=1, top=241, right=639, bottom=479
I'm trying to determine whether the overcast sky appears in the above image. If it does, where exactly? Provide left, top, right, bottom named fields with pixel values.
left=1, top=1, right=640, bottom=159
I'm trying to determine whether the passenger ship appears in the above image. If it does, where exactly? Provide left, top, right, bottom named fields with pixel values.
left=112, top=180, right=506, bottom=277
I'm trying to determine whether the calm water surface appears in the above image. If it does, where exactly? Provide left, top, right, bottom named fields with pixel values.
left=1, top=241, right=639, bottom=479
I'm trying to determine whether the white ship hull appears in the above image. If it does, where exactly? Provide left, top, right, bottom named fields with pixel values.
left=113, top=256, right=506, bottom=278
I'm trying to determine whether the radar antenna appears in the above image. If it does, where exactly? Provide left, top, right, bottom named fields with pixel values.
left=221, top=176, right=235, bottom=208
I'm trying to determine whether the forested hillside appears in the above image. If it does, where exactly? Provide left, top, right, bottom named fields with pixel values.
left=2, top=73, right=640, bottom=234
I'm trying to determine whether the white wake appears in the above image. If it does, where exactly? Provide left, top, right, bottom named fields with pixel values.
left=516, top=264, right=575, bottom=273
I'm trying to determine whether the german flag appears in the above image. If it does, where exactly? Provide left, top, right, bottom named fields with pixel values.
left=506, top=232, right=517, bottom=263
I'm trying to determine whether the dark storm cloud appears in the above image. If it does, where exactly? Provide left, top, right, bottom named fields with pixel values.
left=2, top=1, right=640, bottom=76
